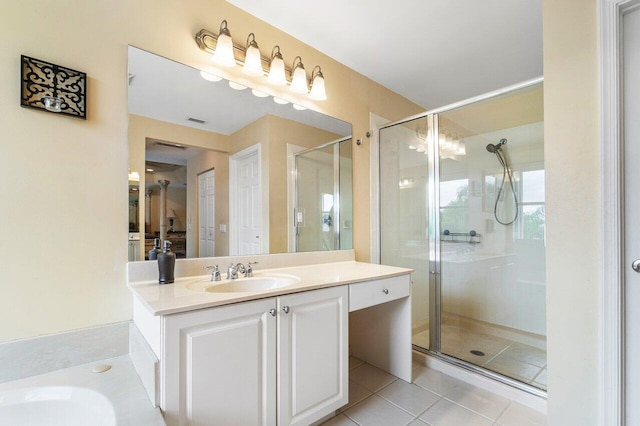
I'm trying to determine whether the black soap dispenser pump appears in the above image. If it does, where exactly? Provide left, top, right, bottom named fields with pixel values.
left=148, top=238, right=161, bottom=260
left=157, top=240, right=176, bottom=284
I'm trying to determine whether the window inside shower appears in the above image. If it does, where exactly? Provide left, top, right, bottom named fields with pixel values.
left=379, top=82, right=546, bottom=392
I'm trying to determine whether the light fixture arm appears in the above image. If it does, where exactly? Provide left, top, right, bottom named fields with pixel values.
left=219, top=20, right=231, bottom=37
left=291, top=56, right=304, bottom=72
left=270, top=45, right=283, bottom=63
left=246, top=32, right=258, bottom=50
left=310, top=65, right=324, bottom=82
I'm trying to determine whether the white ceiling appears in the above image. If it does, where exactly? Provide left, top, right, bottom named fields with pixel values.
left=226, top=0, right=543, bottom=109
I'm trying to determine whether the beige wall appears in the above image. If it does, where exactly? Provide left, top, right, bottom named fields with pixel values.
left=543, top=0, right=600, bottom=424
left=1, top=0, right=420, bottom=342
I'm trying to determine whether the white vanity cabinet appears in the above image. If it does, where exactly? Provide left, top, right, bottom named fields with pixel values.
left=160, top=285, right=348, bottom=426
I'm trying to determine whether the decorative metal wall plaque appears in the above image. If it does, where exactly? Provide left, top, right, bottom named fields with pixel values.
left=20, top=55, right=87, bottom=119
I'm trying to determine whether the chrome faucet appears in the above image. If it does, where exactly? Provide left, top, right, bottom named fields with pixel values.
left=227, top=263, right=246, bottom=280
left=203, top=265, right=221, bottom=281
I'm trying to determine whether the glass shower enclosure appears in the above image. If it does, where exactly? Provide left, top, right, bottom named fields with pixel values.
left=379, top=80, right=546, bottom=393
left=294, top=137, right=353, bottom=252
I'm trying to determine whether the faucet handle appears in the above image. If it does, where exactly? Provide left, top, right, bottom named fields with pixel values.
left=203, top=265, right=221, bottom=281
left=245, top=261, right=258, bottom=277
left=227, top=263, right=237, bottom=279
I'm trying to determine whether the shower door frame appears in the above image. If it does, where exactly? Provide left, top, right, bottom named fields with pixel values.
left=375, top=76, right=545, bottom=397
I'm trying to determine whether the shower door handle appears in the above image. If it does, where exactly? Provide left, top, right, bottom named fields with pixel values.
left=633, top=259, right=640, bottom=273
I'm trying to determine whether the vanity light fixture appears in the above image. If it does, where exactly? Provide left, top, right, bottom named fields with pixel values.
left=200, top=70, right=222, bottom=82
left=267, top=46, right=287, bottom=86
left=194, top=24, right=327, bottom=100
left=309, top=66, right=327, bottom=101
left=290, top=56, right=308, bottom=93
left=242, top=33, right=263, bottom=76
left=211, top=20, right=236, bottom=67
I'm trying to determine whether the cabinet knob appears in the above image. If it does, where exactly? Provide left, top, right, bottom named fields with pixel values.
left=269, top=308, right=276, bottom=317
left=282, top=306, right=290, bottom=314
left=382, top=288, right=389, bottom=295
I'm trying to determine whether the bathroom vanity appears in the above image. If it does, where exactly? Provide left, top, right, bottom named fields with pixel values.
left=127, top=251, right=412, bottom=426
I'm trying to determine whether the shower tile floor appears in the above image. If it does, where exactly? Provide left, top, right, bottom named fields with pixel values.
left=413, top=319, right=547, bottom=391
left=321, top=358, right=546, bottom=426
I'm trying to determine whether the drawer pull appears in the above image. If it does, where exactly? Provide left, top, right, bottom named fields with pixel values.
left=269, top=308, right=276, bottom=317
left=382, top=288, right=389, bottom=295
left=282, top=306, right=290, bottom=314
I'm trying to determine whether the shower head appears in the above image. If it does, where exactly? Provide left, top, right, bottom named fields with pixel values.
left=486, top=138, right=507, bottom=153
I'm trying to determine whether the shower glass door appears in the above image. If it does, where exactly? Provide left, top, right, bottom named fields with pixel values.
left=379, top=116, right=431, bottom=348
left=378, top=81, right=546, bottom=392
left=437, top=84, right=546, bottom=390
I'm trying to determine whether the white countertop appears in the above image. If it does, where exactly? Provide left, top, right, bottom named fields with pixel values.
left=128, top=261, right=412, bottom=316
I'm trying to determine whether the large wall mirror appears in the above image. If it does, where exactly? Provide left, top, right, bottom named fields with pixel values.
left=127, top=47, right=353, bottom=260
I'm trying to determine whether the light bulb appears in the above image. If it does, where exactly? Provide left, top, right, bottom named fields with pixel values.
left=251, top=89, right=269, bottom=98
left=200, top=71, right=222, bottom=82
left=212, top=32, right=235, bottom=67
left=267, top=47, right=287, bottom=86
left=290, top=57, right=308, bottom=93
left=309, top=68, right=326, bottom=101
left=228, top=81, right=247, bottom=90
left=293, top=104, right=307, bottom=110
left=243, top=44, right=263, bottom=76
left=273, top=97, right=289, bottom=105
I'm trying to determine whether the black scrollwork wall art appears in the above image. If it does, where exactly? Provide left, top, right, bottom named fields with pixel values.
left=20, top=55, right=87, bottom=119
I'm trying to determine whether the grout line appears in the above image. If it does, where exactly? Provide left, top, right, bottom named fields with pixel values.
left=412, top=396, right=444, bottom=424
left=494, top=401, right=512, bottom=424
left=483, top=342, right=513, bottom=366
left=442, top=396, right=497, bottom=422
left=374, top=383, right=439, bottom=420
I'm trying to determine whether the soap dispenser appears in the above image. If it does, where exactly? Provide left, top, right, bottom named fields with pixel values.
left=148, top=238, right=161, bottom=260
left=157, top=240, right=176, bottom=284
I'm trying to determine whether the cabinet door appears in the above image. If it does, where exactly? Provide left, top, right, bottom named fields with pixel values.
left=278, top=286, right=348, bottom=425
left=162, top=298, right=276, bottom=426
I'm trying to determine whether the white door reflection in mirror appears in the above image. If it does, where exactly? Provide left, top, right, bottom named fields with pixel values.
left=198, top=169, right=215, bottom=257
left=230, top=144, right=263, bottom=255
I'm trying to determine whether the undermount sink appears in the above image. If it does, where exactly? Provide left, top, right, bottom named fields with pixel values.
left=186, top=274, right=300, bottom=293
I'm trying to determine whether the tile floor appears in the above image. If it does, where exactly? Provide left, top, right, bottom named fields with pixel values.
left=413, top=320, right=547, bottom=391
left=322, top=357, right=546, bottom=426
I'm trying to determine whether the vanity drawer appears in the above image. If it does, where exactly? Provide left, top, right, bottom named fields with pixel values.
left=349, top=275, right=410, bottom=312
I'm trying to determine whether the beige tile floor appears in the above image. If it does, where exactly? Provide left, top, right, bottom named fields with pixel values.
left=322, top=358, right=546, bottom=426
left=413, top=322, right=547, bottom=391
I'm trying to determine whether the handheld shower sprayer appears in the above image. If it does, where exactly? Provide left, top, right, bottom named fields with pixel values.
left=487, top=138, right=518, bottom=225
left=486, top=138, right=507, bottom=153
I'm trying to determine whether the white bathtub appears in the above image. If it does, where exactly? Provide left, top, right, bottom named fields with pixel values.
left=0, top=385, right=116, bottom=426
left=0, top=355, right=165, bottom=426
